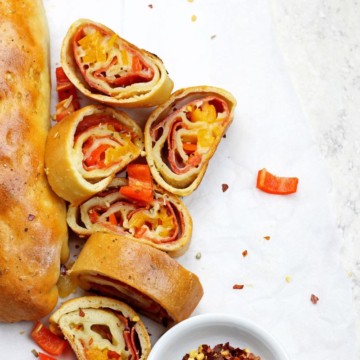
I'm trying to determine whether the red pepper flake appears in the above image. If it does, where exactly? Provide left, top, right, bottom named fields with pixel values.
left=79, top=308, right=85, bottom=317
left=263, top=236, right=271, bottom=241
left=310, top=294, right=319, bottom=304
left=233, top=284, right=244, bottom=290
left=242, top=250, right=248, bottom=257
left=60, top=264, right=67, bottom=276
left=221, top=183, right=229, bottom=192
left=28, top=214, right=35, bottom=221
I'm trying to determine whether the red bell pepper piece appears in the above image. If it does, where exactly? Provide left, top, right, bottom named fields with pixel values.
left=120, top=164, right=154, bottom=203
left=38, top=353, right=57, bottom=360
left=182, top=142, right=197, bottom=154
left=84, top=143, right=111, bottom=168
left=55, top=67, right=80, bottom=121
left=256, top=168, right=298, bottom=195
left=31, top=321, right=67, bottom=356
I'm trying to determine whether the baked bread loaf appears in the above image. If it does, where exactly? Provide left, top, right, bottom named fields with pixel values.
left=0, top=0, right=69, bottom=322
left=144, top=86, right=236, bottom=196
left=45, top=104, right=144, bottom=205
left=70, top=233, right=203, bottom=326
left=49, top=296, right=151, bottom=360
left=67, top=177, right=192, bottom=257
left=61, top=19, right=174, bottom=108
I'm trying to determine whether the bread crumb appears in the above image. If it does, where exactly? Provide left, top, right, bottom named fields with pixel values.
left=191, top=14, right=197, bottom=22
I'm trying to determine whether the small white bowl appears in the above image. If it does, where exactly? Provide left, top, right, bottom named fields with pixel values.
left=148, top=313, right=288, bottom=360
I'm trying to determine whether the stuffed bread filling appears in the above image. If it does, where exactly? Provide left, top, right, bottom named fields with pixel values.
left=74, top=114, right=142, bottom=180
left=73, top=24, right=155, bottom=95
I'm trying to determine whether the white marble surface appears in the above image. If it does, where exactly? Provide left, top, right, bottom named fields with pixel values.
left=270, top=0, right=360, bottom=344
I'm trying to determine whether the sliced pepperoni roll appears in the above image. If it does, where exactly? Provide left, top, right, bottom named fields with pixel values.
left=49, top=296, right=151, bottom=360
left=45, top=104, right=143, bottom=204
left=61, top=19, right=174, bottom=108
left=144, top=86, right=237, bottom=196
left=67, top=176, right=192, bottom=257
left=69, top=233, right=204, bottom=327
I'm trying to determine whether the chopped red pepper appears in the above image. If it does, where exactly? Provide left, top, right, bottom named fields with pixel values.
left=108, top=213, right=118, bottom=226
left=31, top=321, right=67, bottom=356
left=120, top=186, right=153, bottom=203
left=38, top=353, right=57, bottom=360
left=120, top=164, right=154, bottom=203
left=183, top=142, right=197, bottom=154
left=84, top=143, right=111, bottom=168
left=256, top=168, right=298, bottom=195
left=55, top=67, right=80, bottom=121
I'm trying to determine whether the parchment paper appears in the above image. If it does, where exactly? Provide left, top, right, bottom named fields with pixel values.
left=2, top=0, right=357, bottom=359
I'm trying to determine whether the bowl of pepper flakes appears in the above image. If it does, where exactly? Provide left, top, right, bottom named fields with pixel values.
left=147, top=313, right=288, bottom=360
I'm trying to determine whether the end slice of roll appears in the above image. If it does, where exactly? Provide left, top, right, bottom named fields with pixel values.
left=70, top=233, right=203, bottom=326
left=61, top=19, right=174, bottom=108
left=49, top=296, right=151, bottom=360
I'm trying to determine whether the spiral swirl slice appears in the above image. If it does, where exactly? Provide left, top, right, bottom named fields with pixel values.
left=49, top=296, right=151, bottom=360
left=61, top=19, right=174, bottom=107
left=67, top=177, right=192, bottom=257
left=45, top=105, right=144, bottom=204
left=145, top=86, right=237, bottom=196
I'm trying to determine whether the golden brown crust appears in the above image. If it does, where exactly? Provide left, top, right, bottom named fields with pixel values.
left=144, top=86, right=237, bottom=196
left=61, top=19, right=174, bottom=108
left=0, top=0, right=69, bottom=322
left=70, top=233, right=203, bottom=325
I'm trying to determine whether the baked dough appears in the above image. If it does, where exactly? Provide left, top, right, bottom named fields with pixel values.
left=144, top=86, right=237, bottom=196
left=45, top=104, right=144, bottom=205
left=0, top=0, right=69, bottom=322
left=61, top=19, right=174, bottom=108
left=70, top=233, right=203, bottom=326
left=50, top=296, right=151, bottom=360
left=67, top=177, right=192, bottom=257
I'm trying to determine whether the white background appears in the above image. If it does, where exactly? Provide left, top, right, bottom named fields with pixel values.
left=2, top=1, right=358, bottom=359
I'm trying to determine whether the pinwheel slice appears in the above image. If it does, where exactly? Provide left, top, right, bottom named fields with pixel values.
left=45, top=104, right=144, bottom=204
left=144, top=86, right=237, bottom=196
left=61, top=19, right=174, bottom=108
left=69, top=233, right=204, bottom=327
left=49, top=296, right=151, bottom=360
left=67, top=176, right=192, bottom=257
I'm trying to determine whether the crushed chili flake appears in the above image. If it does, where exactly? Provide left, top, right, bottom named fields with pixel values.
left=31, top=349, right=39, bottom=357
left=242, top=250, right=248, bottom=257
left=233, top=284, right=244, bottom=290
left=310, top=294, right=319, bottom=304
left=28, top=214, right=35, bottom=221
left=222, top=183, right=229, bottom=192
left=263, top=236, right=271, bottom=240
left=79, top=308, right=85, bottom=317
left=60, top=264, right=68, bottom=276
